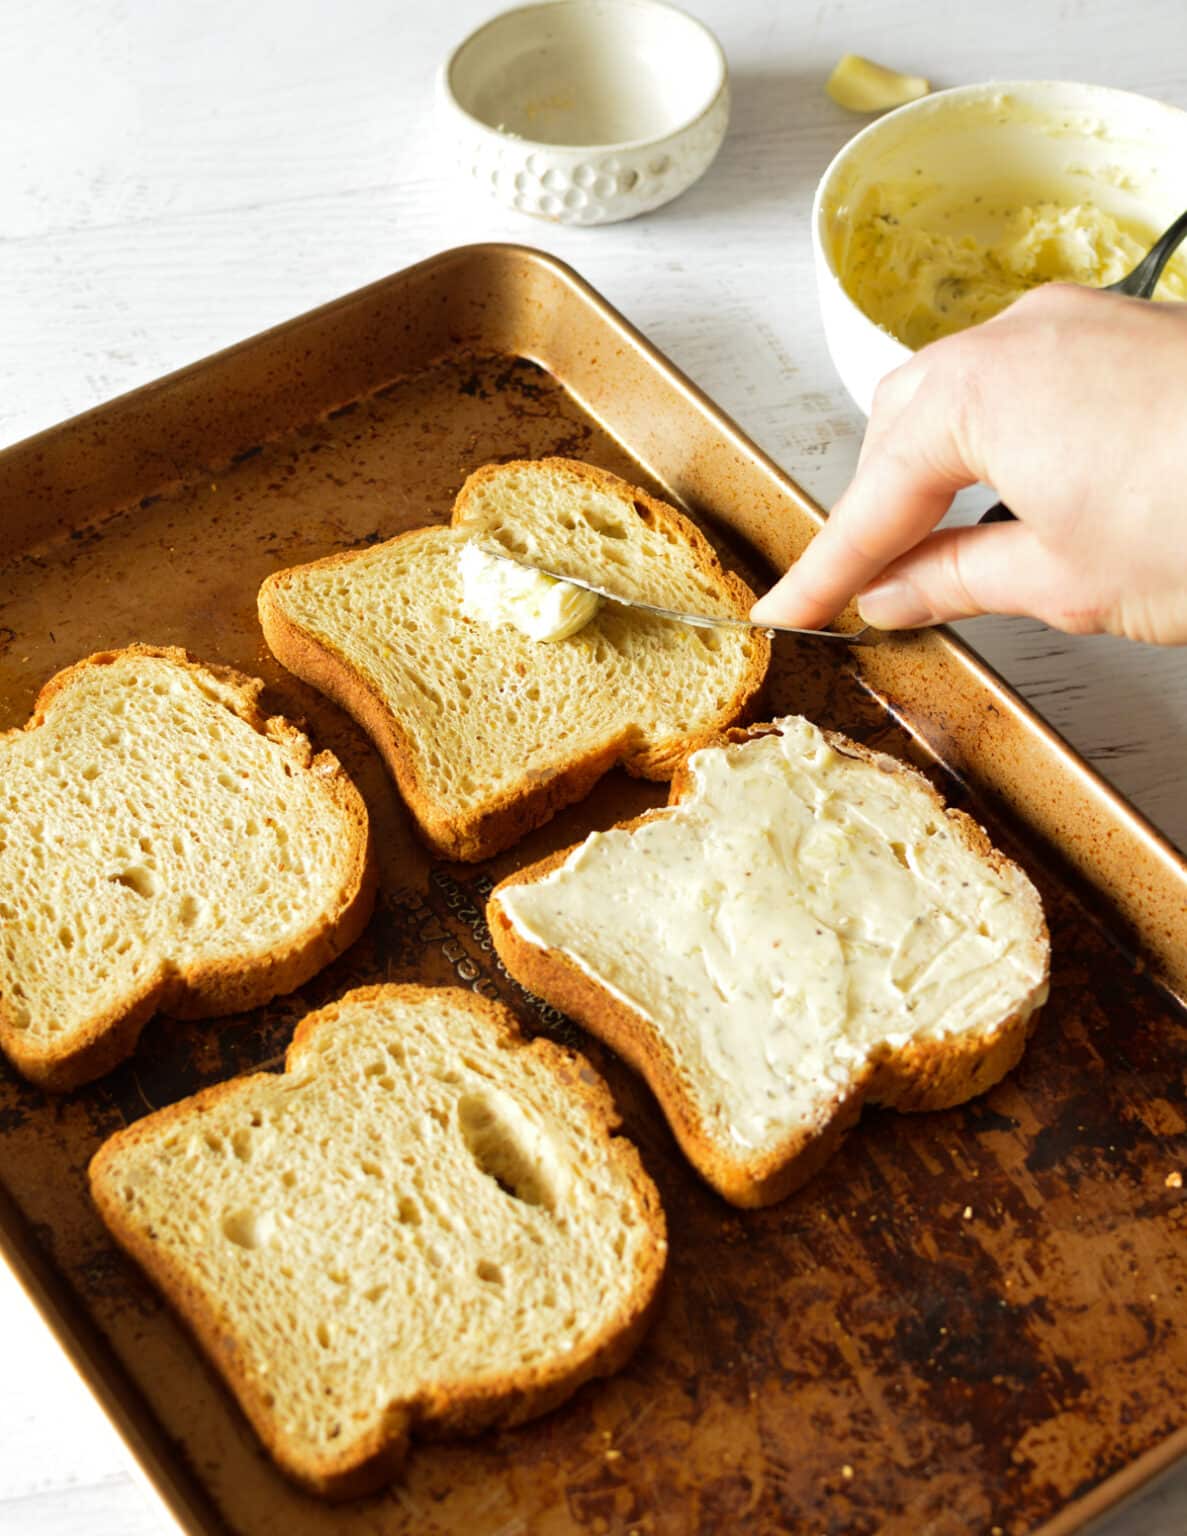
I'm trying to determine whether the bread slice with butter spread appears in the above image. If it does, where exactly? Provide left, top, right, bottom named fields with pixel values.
left=0, top=646, right=375, bottom=1090
left=89, top=984, right=667, bottom=1499
left=258, top=458, right=769, bottom=862
left=489, top=717, right=1050, bottom=1208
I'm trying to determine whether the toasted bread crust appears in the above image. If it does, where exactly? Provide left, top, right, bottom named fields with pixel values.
left=258, top=458, right=770, bottom=862
left=0, top=645, right=377, bottom=1091
left=489, top=722, right=1051, bottom=1208
left=89, top=983, right=667, bottom=1500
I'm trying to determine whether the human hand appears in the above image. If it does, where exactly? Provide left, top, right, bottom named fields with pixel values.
left=750, top=285, right=1187, bottom=644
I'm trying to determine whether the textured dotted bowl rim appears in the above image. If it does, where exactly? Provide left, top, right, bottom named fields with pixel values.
left=438, top=0, right=728, bottom=157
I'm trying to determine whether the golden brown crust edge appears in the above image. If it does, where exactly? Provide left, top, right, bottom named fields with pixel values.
left=489, top=720, right=1051, bottom=1209
left=258, top=458, right=771, bottom=862
left=258, top=569, right=635, bottom=864
left=0, top=645, right=377, bottom=1092
left=89, top=982, right=668, bottom=1501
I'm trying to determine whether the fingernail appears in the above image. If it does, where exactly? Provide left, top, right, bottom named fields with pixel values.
left=857, top=579, right=935, bottom=630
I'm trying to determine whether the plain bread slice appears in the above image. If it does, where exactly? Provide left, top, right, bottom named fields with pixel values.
left=89, top=983, right=667, bottom=1499
left=0, top=645, right=375, bottom=1089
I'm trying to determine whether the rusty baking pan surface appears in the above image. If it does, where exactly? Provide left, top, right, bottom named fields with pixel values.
left=2, top=246, right=1186, bottom=1536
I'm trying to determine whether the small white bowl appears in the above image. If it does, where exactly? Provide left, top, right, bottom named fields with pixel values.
left=439, top=0, right=729, bottom=225
left=813, top=80, right=1187, bottom=414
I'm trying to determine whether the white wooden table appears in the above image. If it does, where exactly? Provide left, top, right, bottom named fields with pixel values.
left=2, top=1, right=1186, bottom=1531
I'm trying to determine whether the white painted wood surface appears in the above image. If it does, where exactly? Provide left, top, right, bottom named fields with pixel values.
left=2, top=1, right=1186, bottom=1532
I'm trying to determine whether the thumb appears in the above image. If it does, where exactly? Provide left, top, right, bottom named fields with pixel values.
left=857, top=521, right=1096, bottom=630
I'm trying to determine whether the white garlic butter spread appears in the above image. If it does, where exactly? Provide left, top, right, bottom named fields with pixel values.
left=459, top=542, right=600, bottom=642
left=499, top=718, right=1048, bottom=1152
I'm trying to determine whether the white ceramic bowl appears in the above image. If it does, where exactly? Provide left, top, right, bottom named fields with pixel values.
left=439, top=0, right=729, bottom=225
left=813, top=80, right=1187, bottom=415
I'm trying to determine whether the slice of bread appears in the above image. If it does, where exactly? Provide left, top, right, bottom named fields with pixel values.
left=258, top=458, right=769, bottom=862
left=489, top=717, right=1051, bottom=1208
left=89, top=984, right=667, bottom=1499
left=0, top=646, right=375, bottom=1090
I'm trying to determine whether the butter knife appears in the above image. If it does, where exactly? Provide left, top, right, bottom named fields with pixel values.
left=481, top=549, right=873, bottom=644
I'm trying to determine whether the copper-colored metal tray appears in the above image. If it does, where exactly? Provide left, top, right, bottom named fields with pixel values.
left=3, top=245, right=1186, bottom=1536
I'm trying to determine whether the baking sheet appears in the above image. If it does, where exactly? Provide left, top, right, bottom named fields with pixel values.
left=1, top=245, right=1186, bottom=1536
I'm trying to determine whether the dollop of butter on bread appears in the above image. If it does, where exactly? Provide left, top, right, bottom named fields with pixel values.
left=459, top=542, right=600, bottom=642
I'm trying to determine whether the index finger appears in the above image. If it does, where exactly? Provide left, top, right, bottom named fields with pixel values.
left=750, top=362, right=980, bottom=628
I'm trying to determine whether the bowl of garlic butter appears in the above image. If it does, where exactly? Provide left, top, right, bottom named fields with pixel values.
left=813, top=81, right=1187, bottom=413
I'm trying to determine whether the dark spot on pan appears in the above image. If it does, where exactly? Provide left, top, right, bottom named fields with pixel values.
left=964, top=1102, right=1020, bottom=1135
left=493, top=359, right=550, bottom=401
left=892, top=1279, right=1067, bottom=1389
left=1026, top=1087, right=1146, bottom=1178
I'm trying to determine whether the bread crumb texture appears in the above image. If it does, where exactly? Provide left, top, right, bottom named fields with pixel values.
left=258, top=459, right=769, bottom=861
left=89, top=984, right=666, bottom=1498
left=0, top=646, right=374, bottom=1088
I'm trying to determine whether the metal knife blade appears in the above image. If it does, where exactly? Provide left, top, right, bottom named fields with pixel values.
left=480, top=548, right=873, bottom=644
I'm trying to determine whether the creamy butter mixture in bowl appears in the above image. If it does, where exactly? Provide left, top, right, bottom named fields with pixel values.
left=813, top=81, right=1187, bottom=413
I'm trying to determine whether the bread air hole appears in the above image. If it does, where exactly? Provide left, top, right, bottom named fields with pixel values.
left=109, top=865, right=158, bottom=899
left=221, top=1207, right=275, bottom=1249
left=586, top=508, right=629, bottom=539
left=457, top=1092, right=555, bottom=1211
left=492, top=527, right=529, bottom=555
